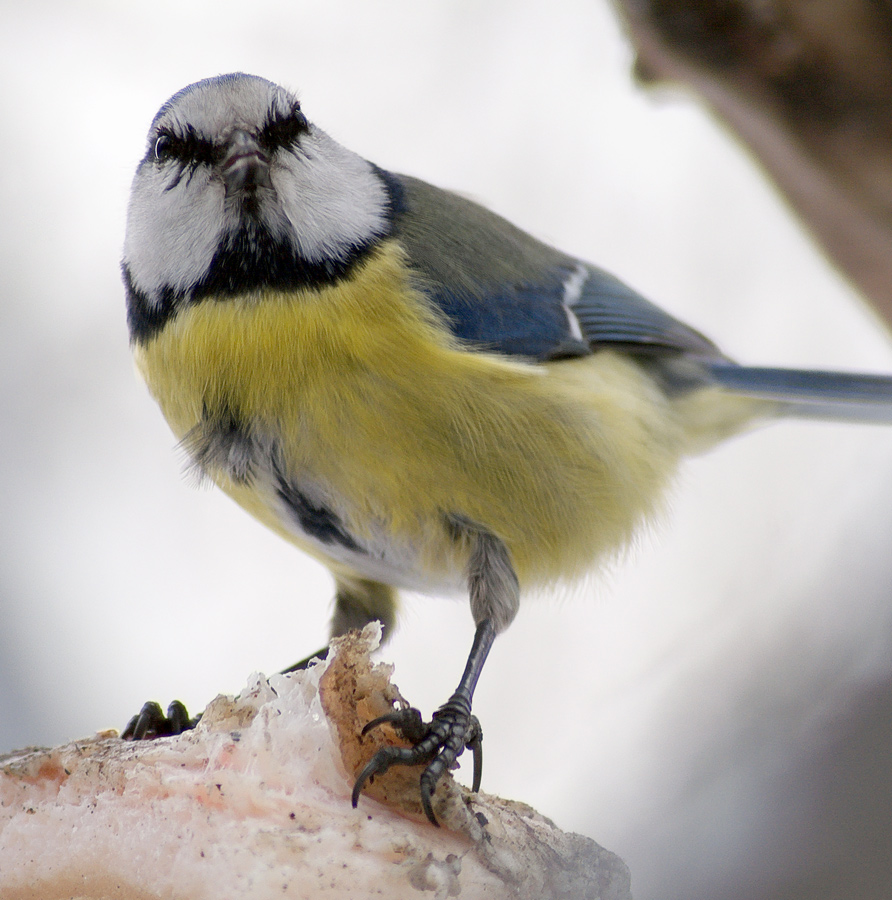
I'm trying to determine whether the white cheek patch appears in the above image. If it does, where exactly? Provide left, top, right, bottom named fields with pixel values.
left=124, top=163, right=228, bottom=303
left=274, top=130, right=390, bottom=263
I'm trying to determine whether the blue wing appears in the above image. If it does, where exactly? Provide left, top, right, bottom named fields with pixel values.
left=388, top=173, right=720, bottom=362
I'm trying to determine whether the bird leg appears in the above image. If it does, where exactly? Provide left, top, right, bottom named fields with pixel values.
left=352, top=524, right=518, bottom=826
left=282, top=576, right=398, bottom=672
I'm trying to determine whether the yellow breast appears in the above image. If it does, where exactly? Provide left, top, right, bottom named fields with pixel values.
left=133, top=241, right=685, bottom=588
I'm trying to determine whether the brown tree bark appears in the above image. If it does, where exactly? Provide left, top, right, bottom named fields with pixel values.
left=614, top=0, right=892, bottom=327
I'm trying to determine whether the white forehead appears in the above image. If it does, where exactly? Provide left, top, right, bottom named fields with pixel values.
left=151, top=74, right=296, bottom=139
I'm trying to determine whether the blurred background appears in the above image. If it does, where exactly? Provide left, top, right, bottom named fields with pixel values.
left=3, top=1, right=892, bottom=897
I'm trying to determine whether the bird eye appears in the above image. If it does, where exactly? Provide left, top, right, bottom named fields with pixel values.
left=153, top=134, right=172, bottom=161
left=151, top=128, right=216, bottom=167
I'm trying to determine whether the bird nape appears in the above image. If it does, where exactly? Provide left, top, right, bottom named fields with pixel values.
left=120, top=72, right=892, bottom=827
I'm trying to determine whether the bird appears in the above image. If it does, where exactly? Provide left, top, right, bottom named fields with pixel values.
left=120, top=72, right=892, bottom=826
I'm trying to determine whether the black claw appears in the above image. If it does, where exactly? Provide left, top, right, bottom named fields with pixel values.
left=360, top=706, right=426, bottom=742
left=120, top=714, right=141, bottom=742
left=166, top=699, right=195, bottom=734
left=420, top=771, right=438, bottom=826
left=469, top=727, right=483, bottom=794
left=352, top=694, right=483, bottom=827
left=120, top=699, right=199, bottom=741
left=351, top=748, right=396, bottom=807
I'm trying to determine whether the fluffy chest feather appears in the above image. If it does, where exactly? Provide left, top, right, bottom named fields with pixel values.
left=133, top=241, right=683, bottom=589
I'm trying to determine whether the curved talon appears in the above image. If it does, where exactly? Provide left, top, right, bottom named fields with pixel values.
left=361, top=713, right=397, bottom=737
left=351, top=747, right=401, bottom=807
left=419, top=769, right=439, bottom=826
left=469, top=725, right=483, bottom=794
left=361, top=706, right=425, bottom=741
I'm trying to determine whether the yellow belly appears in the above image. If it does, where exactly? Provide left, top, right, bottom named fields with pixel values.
left=133, top=241, right=685, bottom=589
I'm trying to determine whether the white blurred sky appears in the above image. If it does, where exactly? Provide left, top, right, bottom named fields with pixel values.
left=3, top=2, right=892, bottom=896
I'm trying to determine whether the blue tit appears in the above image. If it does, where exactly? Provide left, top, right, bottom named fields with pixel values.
left=121, top=73, right=892, bottom=825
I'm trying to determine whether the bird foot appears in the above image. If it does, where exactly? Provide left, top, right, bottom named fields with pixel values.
left=352, top=692, right=482, bottom=826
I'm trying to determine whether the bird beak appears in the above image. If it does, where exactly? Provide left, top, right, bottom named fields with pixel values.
left=221, top=130, right=272, bottom=196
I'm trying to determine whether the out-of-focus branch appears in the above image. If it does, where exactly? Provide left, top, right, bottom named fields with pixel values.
left=614, top=0, right=892, bottom=328
left=0, top=626, right=631, bottom=900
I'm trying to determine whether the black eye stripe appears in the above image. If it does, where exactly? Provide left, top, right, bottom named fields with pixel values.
left=152, top=126, right=217, bottom=166
left=260, top=107, right=309, bottom=150
left=151, top=111, right=306, bottom=168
